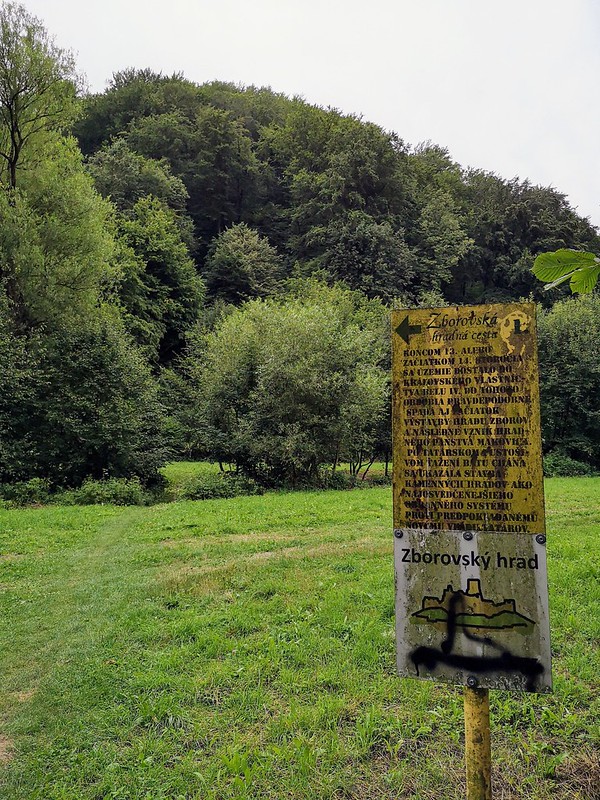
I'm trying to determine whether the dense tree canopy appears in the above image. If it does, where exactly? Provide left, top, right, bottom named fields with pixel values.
left=86, top=138, right=189, bottom=213
left=73, top=71, right=599, bottom=308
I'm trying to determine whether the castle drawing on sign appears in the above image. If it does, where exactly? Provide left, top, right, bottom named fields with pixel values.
left=411, top=578, right=534, bottom=632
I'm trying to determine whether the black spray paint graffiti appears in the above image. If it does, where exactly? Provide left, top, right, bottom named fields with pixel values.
left=409, top=588, right=545, bottom=691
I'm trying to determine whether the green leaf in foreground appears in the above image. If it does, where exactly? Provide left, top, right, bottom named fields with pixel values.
left=532, top=249, right=599, bottom=293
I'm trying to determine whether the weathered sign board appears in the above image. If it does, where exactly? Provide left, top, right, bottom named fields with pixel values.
left=392, top=303, right=552, bottom=692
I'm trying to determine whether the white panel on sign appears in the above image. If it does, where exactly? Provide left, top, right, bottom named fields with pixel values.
left=394, top=529, right=552, bottom=692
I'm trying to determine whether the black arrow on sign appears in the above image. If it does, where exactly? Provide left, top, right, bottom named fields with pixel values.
left=395, top=315, right=422, bottom=344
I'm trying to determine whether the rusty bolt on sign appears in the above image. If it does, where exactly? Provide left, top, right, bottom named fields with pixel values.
left=394, top=529, right=404, bottom=539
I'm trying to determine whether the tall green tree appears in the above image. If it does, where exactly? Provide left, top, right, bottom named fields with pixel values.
left=86, top=137, right=196, bottom=250
left=126, top=106, right=259, bottom=246
left=86, top=138, right=188, bottom=213
left=0, top=2, right=80, bottom=189
left=204, top=223, right=283, bottom=304
left=0, top=8, right=175, bottom=487
left=117, top=196, right=204, bottom=363
left=0, top=304, right=170, bottom=486
left=0, top=134, right=117, bottom=328
left=0, top=2, right=91, bottom=325
left=318, top=211, right=415, bottom=300
left=286, top=116, right=411, bottom=260
left=414, top=189, right=473, bottom=295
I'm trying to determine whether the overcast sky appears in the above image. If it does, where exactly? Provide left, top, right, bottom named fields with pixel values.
left=24, top=0, right=600, bottom=228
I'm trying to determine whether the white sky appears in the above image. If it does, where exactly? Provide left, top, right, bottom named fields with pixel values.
left=24, top=0, right=600, bottom=228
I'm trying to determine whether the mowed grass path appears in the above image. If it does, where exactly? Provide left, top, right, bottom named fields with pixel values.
left=0, top=480, right=598, bottom=799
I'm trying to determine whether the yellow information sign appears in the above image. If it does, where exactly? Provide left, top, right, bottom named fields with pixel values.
left=392, top=303, right=552, bottom=693
left=392, top=303, right=545, bottom=534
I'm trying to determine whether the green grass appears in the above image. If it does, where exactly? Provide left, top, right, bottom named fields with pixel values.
left=160, top=461, right=222, bottom=490
left=0, top=478, right=598, bottom=799
left=159, top=460, right=390, bottom=499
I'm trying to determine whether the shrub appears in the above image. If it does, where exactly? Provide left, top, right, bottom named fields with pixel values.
left=0, top=478, right=51, bottom=507
left=56, top=477, right=150, bottom=506
left=176, top=472, right=263, bottom=501
left=188, top=282, right=388, bottom=486
left=318, top=471, right=392, bottom=490
left=317, top=472, right=358, bottom=491
left=543, top=451, right=596, bottom=478
left=365, top=473, right=393, bottom=487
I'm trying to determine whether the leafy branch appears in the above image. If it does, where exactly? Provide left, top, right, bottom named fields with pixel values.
left=532, top=248, right=600, bottom=294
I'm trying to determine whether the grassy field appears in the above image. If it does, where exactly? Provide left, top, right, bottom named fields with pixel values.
left=0, top=477, right=598, bottom=799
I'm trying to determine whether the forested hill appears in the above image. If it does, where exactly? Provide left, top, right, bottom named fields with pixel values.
left=75, top=71, right=599, bottom=310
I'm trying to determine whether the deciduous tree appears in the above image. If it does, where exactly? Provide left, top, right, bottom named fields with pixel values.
left=117, top=196, right=204, bottom=363
left=204, top=222, right=283, bottom=304
left=0, top=2, right=79, bottom=189
left=86, top=138, right=188, bottom=213
left=0, top=136, right=117, bottom=327
left=189, top=282, right=387, bottom=485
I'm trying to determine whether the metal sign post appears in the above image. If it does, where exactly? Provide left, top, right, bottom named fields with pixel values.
left=391, top=303, right=552, bottom=800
